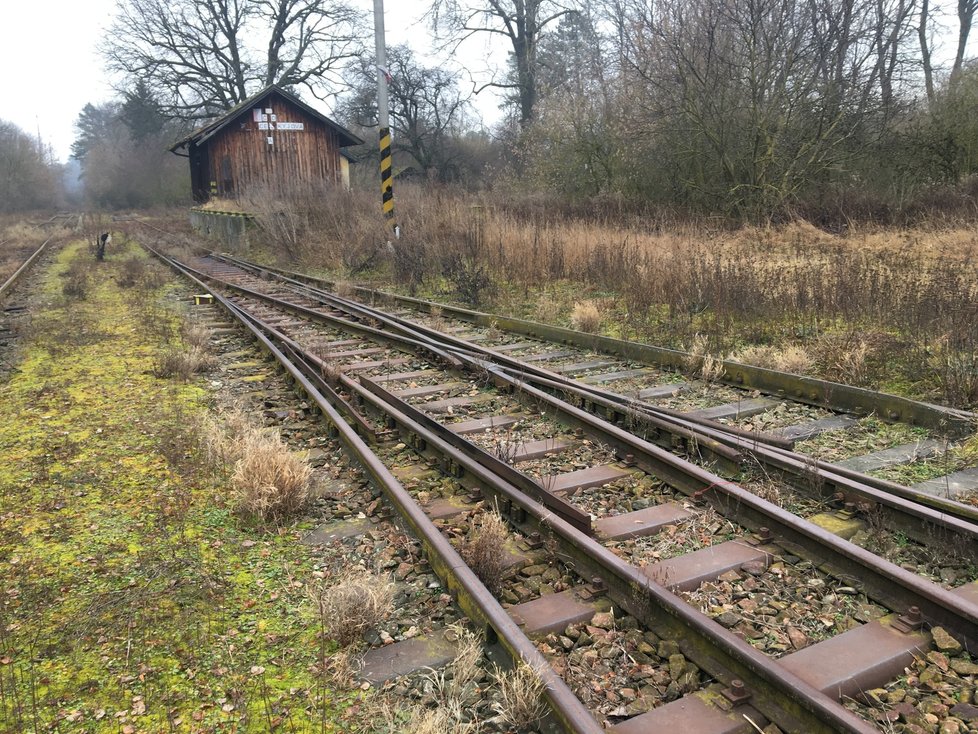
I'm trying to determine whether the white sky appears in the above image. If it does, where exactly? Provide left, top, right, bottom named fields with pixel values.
left=0, top=1, right=966, bottom=163
left=0, top=0, right=505, bottom=163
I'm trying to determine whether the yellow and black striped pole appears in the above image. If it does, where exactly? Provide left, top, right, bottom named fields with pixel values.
left=379, top=125, right=397, bottom=234
left=373, top=0, right=399, bottom=238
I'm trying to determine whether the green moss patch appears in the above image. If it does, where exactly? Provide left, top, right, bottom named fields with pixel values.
left=0, top=241, right=358, bottom=732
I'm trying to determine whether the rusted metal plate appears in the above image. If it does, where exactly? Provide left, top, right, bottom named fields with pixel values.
left=595, top=503, right=693, bottom=541
left=320, top=338, right=361, bottom=348
left=393, top=381, right=468, bottom=399
left=555, top=359, right=619, bottom=374
left=547, top=465, right=632, bottom=495
left=638, top=382, right=691, bottom=400
left=780, top=617, right=931, bottom=700
left=777, top=415, right=858, bottom=442
left=491, top=341, right=540, bottom=352
left=580, top=369, right=655, bottom=385
left=358, top=635, right=459, bottom=684
left=447, top=414, right=522, bottom=434
left=912, top=468, right=978, bottom=498
left=301, top=518, right=371, bottom=545
left=419, top=394, right=494, bottom=414
left=345, top=357, right=411, bottom=371
left=508, top=589, right=606, bottom=636
left=521, top=349, right=578, bottom=362
left=644, top=541, right=770, bottom=591
left=423, top=496, right=470, bottom=521
left=332, top=347, right=388, bottom=360
left=836, top=440, right=943, bottom=473
left=610, top=692, right=767, bottom=734
left=372, top=369, right=439, bottom=383
left=686, top=398, right=779, bottom=421
left=508, top=438, right=573, bottom=463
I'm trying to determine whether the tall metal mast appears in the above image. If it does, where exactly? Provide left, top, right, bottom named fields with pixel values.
left=373, top=0, right=399, bottom=238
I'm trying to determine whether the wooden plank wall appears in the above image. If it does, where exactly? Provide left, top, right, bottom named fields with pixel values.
left=204, top=95, right=343, bottom=198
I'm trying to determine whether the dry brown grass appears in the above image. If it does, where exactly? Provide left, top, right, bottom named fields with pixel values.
left=333, top=279, right=356, bottom=299
left=311, top=568, right=395, bottom=647
left=153, top=345, right=216, bottom=380
left=267, top=184, right=978, bottom=407
left=686, top=334, right=725, bottom=382
left=230, top=428, right=312, bottom=521
left=731, top=344, right=812, bottom=375
left=491, top=662, right=547, bottom=730
left=461, top=510, right=508, bottom=595
left=570, top=300, right=601, bottom=333
left=181, top=321, right=211, bottom=350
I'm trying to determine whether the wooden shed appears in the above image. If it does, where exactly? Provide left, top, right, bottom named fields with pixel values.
left=169, top=85, right=363, bottom=204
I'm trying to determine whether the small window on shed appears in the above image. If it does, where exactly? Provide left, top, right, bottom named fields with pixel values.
left=220, top=155, right=234, bottom=195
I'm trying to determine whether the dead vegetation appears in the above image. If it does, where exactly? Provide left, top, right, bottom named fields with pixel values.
left=311, top=568, right=395, bottom=647
left=491, top=662, right=548, bottom=730
left=731, top=344, right=813, bottom=375
left=261, top=185, right=978, bottom=408
left=153, top=320, right=217, bottom=380
left=461, top=509, right=508, bottom=595
left=230, top=428, right=313, bottom=521
left=153, top=345, right=215, bottom=379
left=570, top=299, right=601, bottom=333
left=197, top=406, right=313, bottom=522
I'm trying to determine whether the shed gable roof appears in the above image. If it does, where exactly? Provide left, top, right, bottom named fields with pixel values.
left=169, top=84, right=363, bottom=152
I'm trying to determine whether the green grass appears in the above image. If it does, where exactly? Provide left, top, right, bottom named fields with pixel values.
left=0, top=241, right=358, bottom=732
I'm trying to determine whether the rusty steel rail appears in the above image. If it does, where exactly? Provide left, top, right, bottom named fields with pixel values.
left=188, top=257, right=887, bottom=732
left=211, top=254, right=978, bottom=536
left=186, top=252, right=978, bottom=730
left=220, top=255, right=976, bottom=437
left=241, top=318, right=881, bottom=733
left=145, top=245, right=605, bottom=734
left=495, top=365, right=978, bottom=539
left=0, top=236, right=54, bottom=301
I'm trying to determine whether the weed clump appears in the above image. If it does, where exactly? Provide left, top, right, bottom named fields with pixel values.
left=153, top=321, right=216, bottom=380
left=686, top=333, right=725, bottom=382
left=461, top=510, right=508, bottom=595
left=153, top=345, right=215, bottom=380
left=732, top=344, right=812, bottom=374
left=60, top=260, right=91, bottom=299
left=570, top=299, right=601, bottom=333
left=312, top=568, right=395, bottom=647
left=492, top=662, right=547, bottom=730
left=230, top=428, right=312, bottom=521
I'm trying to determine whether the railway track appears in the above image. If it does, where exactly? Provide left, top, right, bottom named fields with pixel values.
left=0, top=234, right=57, bottom=374
left=150, top=247, right=978, bottom=733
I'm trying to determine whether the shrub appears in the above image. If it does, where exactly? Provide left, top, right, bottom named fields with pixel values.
left=230, top=429, right=312, bottom=521
left=61, top=261, right=91, bottom=299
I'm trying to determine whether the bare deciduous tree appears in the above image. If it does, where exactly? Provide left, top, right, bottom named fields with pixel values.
left=428, top=0, right=578, bottom=127
left=103, top=0, right=366, bottom=120
left=341, top=46, right=471, bottom=181
left=954, top=0, right=978, bottom=80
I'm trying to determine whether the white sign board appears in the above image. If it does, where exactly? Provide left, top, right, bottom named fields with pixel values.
left=276, top=122, right=304, bottom=131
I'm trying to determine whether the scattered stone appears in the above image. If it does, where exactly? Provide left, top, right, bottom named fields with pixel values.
left=716, top=611, right=740, bottom=628
left=931, top=627, right=963, bottom=655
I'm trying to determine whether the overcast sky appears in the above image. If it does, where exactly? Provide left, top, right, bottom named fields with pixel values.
left=0, top=0, right=503, bottom=163
left=0, top=1, right=966, bottom=163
